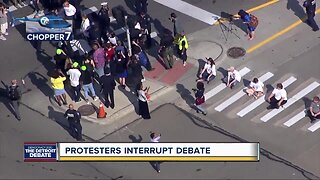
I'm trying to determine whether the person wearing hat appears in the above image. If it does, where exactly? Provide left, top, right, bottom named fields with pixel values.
left=223, top=66, right=241, bottom=89
left=67, top=62, right=82, bottom=103
left=80, top=65, right=99, bottom=104
left=99, top=68, right=116, bottom=109
left=54, top=48, right=68, bottom=74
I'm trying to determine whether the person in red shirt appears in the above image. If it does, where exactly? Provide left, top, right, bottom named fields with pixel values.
left=104, top=42, right=115, bottom=63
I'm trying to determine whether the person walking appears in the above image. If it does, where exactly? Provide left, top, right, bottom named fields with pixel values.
left=237, top=9, right=258, bottom=40
left=64, top=104, right=84, bottom=141
left=50, top=69, right=68, bottom=106
left=80, top=65, right=99, bottom=104
left=99, top=68, right=116, bottom=109
left=150, top=132, right=161, bottom=173
left=303, top=0, right=319, bottom=31
left=0, top=3, right=8, bottom=41
left=67, top=62, right=82, bottom=103
left=7, top=79, right=24, bottom=120
left=159, top=29, right=175, bottom=69
left=223, top=66, right=241, bottom=89
left=193, top=81, right=207, bottom=115
left=137, top=82, right=151, bottom=119
left=177, top=33, right=188, bottom=66
left=246, top=77, right=264, bottom=99
left=267, top=83, right=288, bottom=109
left=197, top=57, right=216, bottom=84
left=308, top=96, right=320, bottom=123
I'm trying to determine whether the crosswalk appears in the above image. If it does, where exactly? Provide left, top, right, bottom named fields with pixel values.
left=204, top=68, right=320, bottom=133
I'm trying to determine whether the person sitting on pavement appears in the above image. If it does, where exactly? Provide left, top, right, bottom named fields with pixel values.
left=308, top=96, right=320, bottom=123
left=193, top=81, right=207, bottom=115
left=197, top=57, right=216, bottom=84
left=80, top=65, right=99, bottom=104
left=267, top=83, right=287, bottom=109
left=246, top=77, right=264, bottom=99
left=223, top=66, right=241, bottom=89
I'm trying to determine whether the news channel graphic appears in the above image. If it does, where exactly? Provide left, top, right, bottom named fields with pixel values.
left=24, top=142, right=57, bottom=162
left=24, top=15, right=73, bottom=41
left=56, top=142, right=259, bottom=162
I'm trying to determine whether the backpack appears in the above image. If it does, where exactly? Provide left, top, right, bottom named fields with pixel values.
left=249, top=14, right=259, bottom=28
left=8, top=86, right=20, bottom=100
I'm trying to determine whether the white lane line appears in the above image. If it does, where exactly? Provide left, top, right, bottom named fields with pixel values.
left=237, top=76, right=297, bottom=117
left=204, top=67, right=251, bottom=100
left=153, top=0, right=220, bottom=25
left=215, top=72, right=274, bottom=112
left=308, top=120, right=320, bottom=132
left=261, top=81, right=320, bottom=122
left=283, top=110, right=306, bottom=127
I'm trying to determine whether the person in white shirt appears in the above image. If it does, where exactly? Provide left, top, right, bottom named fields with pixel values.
left=150, top=132, right=161, bottom=173
left=223, top=66, right=241, bottom=89
left=67, top=62, right=82, bottom=103
left=80, top=14, right=90, bottom=37
left=267, top=83, right=287, bottom=109
left=246, top=77, right=264, bottom=99
left=63, top=1, right=76, bottom=19
left=197, top=57, right=216, bottom=84
left=137, top=82, right=151, bottom=119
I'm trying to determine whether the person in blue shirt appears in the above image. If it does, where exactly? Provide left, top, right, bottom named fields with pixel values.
left=238, top=9, right=258, bottom=40
left=303, top=0, right=319, bottom=31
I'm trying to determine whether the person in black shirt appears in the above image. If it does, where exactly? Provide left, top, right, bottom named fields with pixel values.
left=138, top=11, right=152, bottom=48
left=114, top=52, right=128, bottom=89
left=80, top=65, right=99, bottom=104
left=159, top=29, right=175, bottom=69
left=134, top=0, right=148, bottom=14
left=54, top=48, right=68, bottom=73
left=128, top=55, right=144, bottom=86
left=303, top=0, right=319, bottom=31
left=64, top=104, right=84, bottom=141
left=99, top=68, right=116, bottom=109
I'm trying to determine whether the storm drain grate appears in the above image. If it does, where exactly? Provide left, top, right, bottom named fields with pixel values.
left=227, top=47, right=246, bottom=59
left=77, top=104, right=96, bottom=116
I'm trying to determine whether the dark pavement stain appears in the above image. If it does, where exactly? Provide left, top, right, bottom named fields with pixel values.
left=196, top=168, right=202, bottom=172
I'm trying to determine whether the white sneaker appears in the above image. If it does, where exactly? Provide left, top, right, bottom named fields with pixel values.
left=0, top=35, right=6, bottom=40
left=93, top=96, right=99, bottom=101
left=141, top=78, right=146, bottom=82
left=16, top=4, right=23, bottom=8
left=4, top=32, right=8, bottom=36
left=183, top=62, right=186, bottom=67
left=21, top=2, right=28, bottom=6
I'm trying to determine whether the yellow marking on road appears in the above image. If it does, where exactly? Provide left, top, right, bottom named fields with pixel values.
left=247, top=8, right=320, bottom=53
left=213, top=0, right=279, bottom=25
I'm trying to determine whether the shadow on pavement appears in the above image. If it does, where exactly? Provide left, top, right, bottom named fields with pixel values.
left=129, top=134, right=143, bottom=142
left=286, top=0, right=306, bottom=21
left=176, top=83, right=194, bottom=107
left=48, top=106, right=75, bottom=139
left=28, top=72, right=52, bottom=97
left=118, top=85, right=139, bottom=115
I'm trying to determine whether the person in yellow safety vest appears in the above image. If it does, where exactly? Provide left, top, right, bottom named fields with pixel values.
left=178, top=34, right=188, bottom=66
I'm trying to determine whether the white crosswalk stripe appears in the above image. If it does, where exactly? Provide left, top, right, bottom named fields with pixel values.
left=260, top=81, right=320, bottom=122
left=204, top=67, right=251, bottom=100
left=308, top=120, right=320, bottom=132
left=283, top=110, right=306, bottom=127
left=154, top=0, right=220, bottom=25
left=237, top=76, right=297, bottom=117
left=215, top=72, right=274, bottom=112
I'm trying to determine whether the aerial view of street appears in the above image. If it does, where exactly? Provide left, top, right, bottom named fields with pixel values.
left=0, top=0, right=319, bottom=179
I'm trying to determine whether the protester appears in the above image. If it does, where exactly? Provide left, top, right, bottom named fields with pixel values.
left=8, top=79, right=24, bottom=120
left=308, top=96, right=320, bottom=123
left=54, top=48, right=68, bottom=73
left=223, top=66, right=241, bottom=89
left=80, top=14, right=90, bottom=38
left=267, top=83, right=287, bottom=109
left=104, top=42, right=115, bottom=63
left=92, top=42, right=106, bottom=77
left=80, top=65, right=99, bottom=104
left=50, top=69, right=68, bottom=106
left=114, top=51, right=128, bottom=89
left=66, top=62, right=82, bottom=103
left=128, top=55, right=144, bottom=86
left=197, top=57, right=216, bottom=84
left=99, top=68, right=116, bottom=109
left=64, top=104, right=84, bottom=141
left=137, top=82, right=151, bottom=119
left=193, top=81, right=207, bottom=115
left=63, top=0, right=76, bottom=20
left=303, top=0, right=319, bottom=31
left=237, top=9, right=258, bottom=40
left=246, top=77, right=264, bottom=99
left=0, top=2, right=8, bottom=41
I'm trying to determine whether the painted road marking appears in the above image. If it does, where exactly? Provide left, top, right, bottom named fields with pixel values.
left=204, top=67, right=251, bottom=100
left=247, top=8, right=320, bottom=53
left=237, top=76, right=297, bottom=117
left=153, top=0, right=220, bottom=25
left=261, top=81, right=320, bottom=122
left=308, top=120, right=320, bottom=132
left=283, top=110, right=306, bottom=127
left=215, top=72, right=274, bottom=112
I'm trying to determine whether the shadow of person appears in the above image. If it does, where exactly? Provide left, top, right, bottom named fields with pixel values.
left=286, top=0, right=306, bottom=20
left=242, top=78, right=251, bottom=87
left=217, top=67, right=228, bottom=81
left=220, top=11, right=248, bottom=34
left=149, top=161, right=163, bottom=172
left=124, top=0, right=137, bottom=14
left=176, top=84, right=194, bottom=107
left=264, top=84, right=274, bottom=101
left=197, top=59, right=206, bottom=77
left=118, top=86, right=139, bottom=114
left=0, top=81, right=18, bottom=119
left=302, top=97, right=312, bottom=109
left=153, top=18, right=166, bottom=35
left=129, top=134, right=143, bottom=142
left=47, top=106, right=75, bottom=138
left=28, top=72, right=52, bottom=97
left=36, top=51, right=55, bottom=73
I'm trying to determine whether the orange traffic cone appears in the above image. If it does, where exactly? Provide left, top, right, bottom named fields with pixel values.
left=97, top=102, right=106, bottom=118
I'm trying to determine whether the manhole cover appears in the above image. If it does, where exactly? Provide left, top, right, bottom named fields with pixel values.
left=227, top=47, right=246, bottom=58
left=77, top=105, right=96, bottom=116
